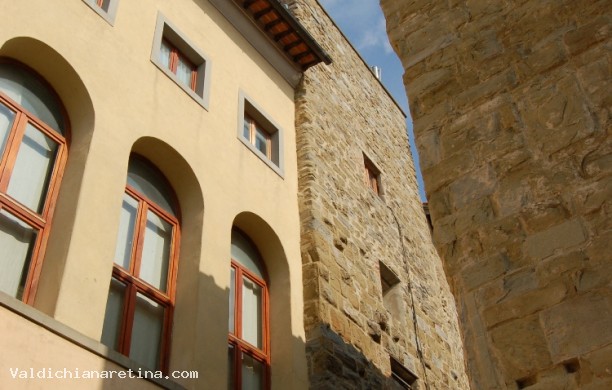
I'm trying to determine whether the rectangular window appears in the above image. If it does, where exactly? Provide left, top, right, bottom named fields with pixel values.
left=82, top=0, right=118, bottom=25
left=363, top=155, right=382, bottom=196
left=378, top=261, right=404, bottom=321
left=151, top=14, right=212, bottom=110
left=244, top=115, right=272, bottom=159
left=160, top=40, right=197, bottom=91
left=390, top=357, right=417, bottom=389
left=97, top=0, right=111, bottom=12
left=238, top=92, right=284, bottom=177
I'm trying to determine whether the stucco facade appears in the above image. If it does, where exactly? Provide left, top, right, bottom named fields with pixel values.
left=0, top=0, right=313, bottom=388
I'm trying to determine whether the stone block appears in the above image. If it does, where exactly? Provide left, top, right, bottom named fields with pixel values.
left=582, top=378, right=612, bottom=390
left=491, top=165, right=535, bottom=218
left=585, top=230, right=612, bottom=264
left=470, top=29, right=504, bottom=61
left=423, top=152, right=475, bottom=192
left=524, top=219, right=586, bottom=260
left=522, top=40, right=568, bottom=77
left=482, top=280, right=567, bottom=327
left=564, top=16, right=610, bottom=55
left=455, top=70, right=517, bottom=109
left=489, top=315, right=552, bottom=379
left=519, top=202, right=570, bottom=234
left=407, top=68, right=452, bottom=98
left=541, top=293, right=612, bottom=362
left=502, top=267, right=539, bottom=300
left=518, top=75, right=595, bottom=156
left=581, top=139, right=612, bottom=179
left=432, top=215, right=456, bottom=245
left=449, top=165, right=497, bottom=210
left=460, top=253, right=508, bottom=291
left=453, top=197, right=495, bottom=234
left=415, top=128, right=441, bottom=170
left=584, top=342, right=612, bottom=378
left=535, top=251, right=586, bottom=285
left=578, top=263, right=612, bottom=292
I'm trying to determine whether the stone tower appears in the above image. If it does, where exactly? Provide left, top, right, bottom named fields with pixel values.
left=286, top=0, right=470, bottom=388
left=382, top=0, right=611, bottom=389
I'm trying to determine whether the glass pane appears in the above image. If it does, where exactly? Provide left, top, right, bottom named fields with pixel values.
left=113, top=194, right=138, bottom=269
left=0, top=102, right=15, bottom=156
left=160, top=40, right=172, bottom=71
left=101, top=278, right=126, bottom=350
left=242, top=353, right=264, bottom=390
left=243, top=118, right=251, bottom=141
left=228, top=344, right=235, bottom=390
left=129, top=293, right=164, bottom=370
left=0, top=63, right=64, bottom=133
left=0, top=209, right=37, bottom=300
left=254, top=127, right=268, bottom=157
left=139, top=210, right=172, bottom=291
left=229, top=267, right=235, bottom=334
left=7, top=123, right=58, bottom=213
left=230, top=230, right=264, bottom=279
left=176, top=55, right=194, bottom=89
left=98, top=0, right=111, bottom=12
left=241, top=277, right=262, bottom=349
left=127, top=158, right=176, bottom=216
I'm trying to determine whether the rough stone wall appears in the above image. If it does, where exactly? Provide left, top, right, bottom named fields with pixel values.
left=382, top=0, right=612, bottom=389
left=287, top=1, right=470, bottom=388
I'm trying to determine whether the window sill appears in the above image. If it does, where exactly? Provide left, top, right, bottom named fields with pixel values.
left=238, top=136, right=285, bottom=178
left=0, top=292, right=186, bottom=390
left=151, top=59, right=210, bottom=111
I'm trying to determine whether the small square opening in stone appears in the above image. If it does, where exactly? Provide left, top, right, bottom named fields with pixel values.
left=390, top=356, right=417, bottom=389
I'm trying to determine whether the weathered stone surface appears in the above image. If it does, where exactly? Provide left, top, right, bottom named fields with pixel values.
left=541, top=293, right=612, bottom=362
left=288, top=0, right=469, bottom=388
left=524, top=219, right=587, bottom=259
left=489, top=315, right=552, bottom=379
left=382, top=0, right=612, bottom=387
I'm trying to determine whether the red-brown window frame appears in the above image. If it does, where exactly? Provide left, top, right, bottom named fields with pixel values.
left=228, top=259, right=270, bottom=389
left=364, top=157, right=381, bottom=195
left=0, top=82, right=68, bottom=305
left=244, top=115, right=272, bottom=160
left=161, top=39, right=198, bottom=91
left=109, top=181, right=181, bottom=373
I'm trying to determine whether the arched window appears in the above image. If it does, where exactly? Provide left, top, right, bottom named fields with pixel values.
left=101, top=156, right=180, bottom=372
left=0, top=60, right=68, bottom=304
left=228, top=228, right=270, bottom=389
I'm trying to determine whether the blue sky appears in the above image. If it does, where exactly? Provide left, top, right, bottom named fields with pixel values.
left=318, top=0, right=426, bottom=200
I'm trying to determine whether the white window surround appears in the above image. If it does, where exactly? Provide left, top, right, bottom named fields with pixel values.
left=150, top=13, right=212, bottom=110
left=237, top=91, right=285, bottom=177
left=81, top=0, right=119, bottom=26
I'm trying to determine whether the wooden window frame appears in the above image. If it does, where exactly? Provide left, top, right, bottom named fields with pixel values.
left=237, top=93, right=284, bottom=176
left=244, top=114, right=272, bottom=160
left=0, top=74, right=68, bottom=305
left=228, top=259, right=271, bottom=389
left=161, top=39, right=198, bottom=92
left=363, top=155, right=382, bottom=196
left=108, top=174, right=180, bottom=373
left=151, top=13, right=212, bottom=110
